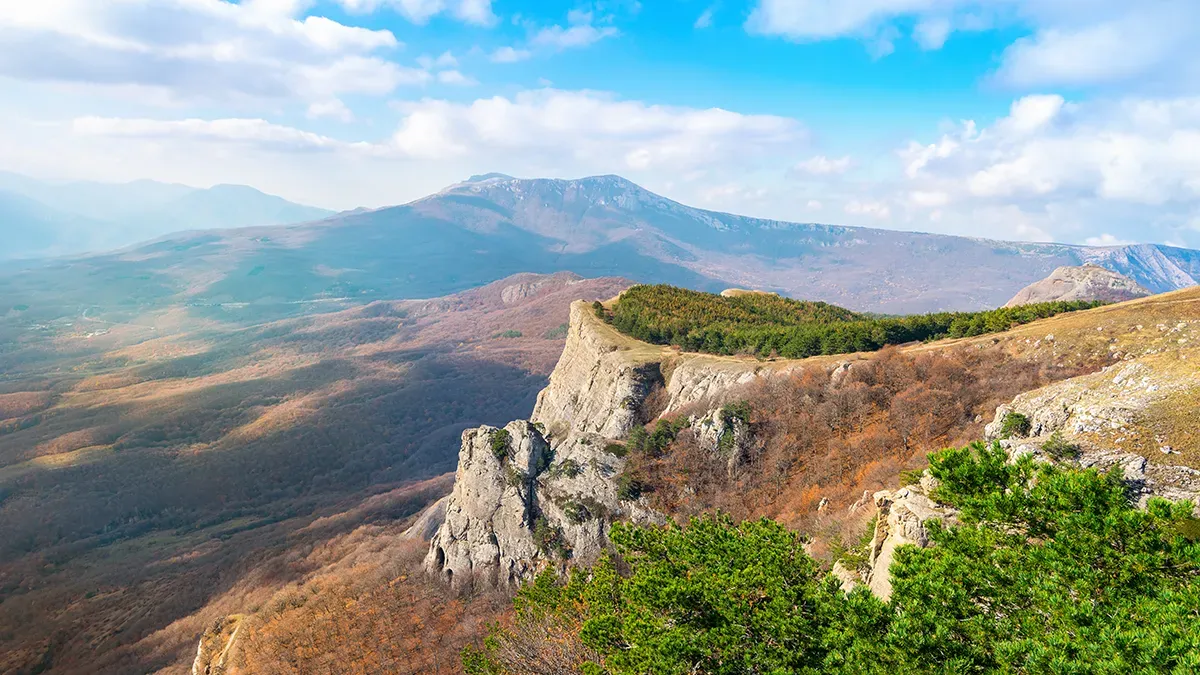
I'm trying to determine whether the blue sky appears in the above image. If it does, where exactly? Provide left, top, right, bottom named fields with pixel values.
left=2, top=0, right=1200, bottom=248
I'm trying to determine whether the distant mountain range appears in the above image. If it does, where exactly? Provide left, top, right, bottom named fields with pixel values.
left=3, top=173, right=1198, bottom=316
left=0, top=171, right=334, bottom=259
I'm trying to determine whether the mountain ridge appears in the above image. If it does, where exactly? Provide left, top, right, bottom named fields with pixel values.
left=3, top=173, right=1198, bottom=317
left=0, top=172, right=335, bottom=259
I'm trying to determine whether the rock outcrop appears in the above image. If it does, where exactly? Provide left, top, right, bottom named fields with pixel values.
left=856, top=337, right=1200, bottom=599
left=531, top=300, right=807, bottom=439
left=531, top=302, right=665, bottom=440
left=424, top=421, right=549, bottom=588
left=428, top=298, right=784, bottom=588
left=192, top=616, right=242, bottom=675
left=1005, top=264, right=1150, bottom=307
left=983, top=355, right=1200, bottom=509
left=423, top=419, right=667, bottom=588
left=864, top=474, right=957, bottom=600
left=690, top=408, right=755, bottom=476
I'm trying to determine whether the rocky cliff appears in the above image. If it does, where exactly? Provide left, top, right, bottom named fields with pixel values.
left=1005, top=264, right=1150, bottom=307
left=425, top=298, right=790, bottom=587
left=852, top=304, right=1200, bottom=599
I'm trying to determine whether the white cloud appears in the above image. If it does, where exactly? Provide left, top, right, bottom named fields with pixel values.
left=490, top=46, right=533, bottom=63
left=700, top=183, right=770, bottom=205
left=531, top=11, right=620, bottom=50
left=0, top=0, right=419, bottom=103
left=335, top=0, right=496, bottom=26
left=807, top=199, right=823, bottom=210
left=794, top=154, right=852, bottom=175
left=908, top=190, right=949, bottom=207
left=65, top=89, right=805, bottom=179
left=913, top=17, right=951, bottom=49
left=695, top=7, right=715, bottom=29
left=893, top=93, right=1200, bottom=245
left=418, top=51, right=459, bottom=70
left=307, top=99, right=355, bottom=122
left=387, top=89, right=806, bottom=169
left=72, top=116, right=372, bottom=153
left=907, top=95, right=1200, bottom=205
left=437, top=69, right=478, bottom=86
left=744, top=0, right=1200, bottom=91
left=995, top=5, right=1198, bottom=88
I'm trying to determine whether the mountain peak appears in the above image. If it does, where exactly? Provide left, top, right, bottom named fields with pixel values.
left=465, top=173, right=516, bottom=183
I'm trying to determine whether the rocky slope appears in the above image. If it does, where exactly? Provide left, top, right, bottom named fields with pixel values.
left=426, top=285, right=1200, bottom=598
left=849, top=290, right=1200, bottom=598
left=1005, top=264, right=1151, bottom=307
left=423, top=297, right=794, bottom=587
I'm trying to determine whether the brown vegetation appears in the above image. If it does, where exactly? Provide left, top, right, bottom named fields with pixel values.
left=0, top=272, right=625, bottom=674
left=626, top=345, right=1108, bottom=556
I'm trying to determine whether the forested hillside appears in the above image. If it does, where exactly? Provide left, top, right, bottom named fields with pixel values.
left=466, top=441, right=1200, bottom=674
left=606, top=285, right=1102, bottom=358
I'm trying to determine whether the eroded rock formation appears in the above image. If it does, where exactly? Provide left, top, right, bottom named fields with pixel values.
left=1005, top=264, right=1150, bottom=307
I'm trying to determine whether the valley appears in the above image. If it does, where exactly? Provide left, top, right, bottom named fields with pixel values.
left=0, top=272, right=625, bottom=674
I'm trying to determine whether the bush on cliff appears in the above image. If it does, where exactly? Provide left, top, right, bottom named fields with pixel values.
left=465, top=442, right=1200, bottom=674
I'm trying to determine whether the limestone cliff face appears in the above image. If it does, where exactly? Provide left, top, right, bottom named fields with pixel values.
left=531, top=300, right=803, bottom=438
left=864, top=475, right=957, bottom=600
left=191, top=616, right=242, bottom=675
left=423, top=420, right=666, bottom=587
left=983, top=355, right=1200, bottom=508
left=429, top=298, right=775, bottom=588
left=1005, top=264, right=1150, bottom=307
left=425, top=421, right=548, bottom=588
left=531, top=302, right=665, bottom=440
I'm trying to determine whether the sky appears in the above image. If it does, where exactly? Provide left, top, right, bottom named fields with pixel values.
left=2, top=1, right=1200, bottom=248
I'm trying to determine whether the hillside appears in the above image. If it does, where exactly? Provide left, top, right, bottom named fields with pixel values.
left=4, top=174, right=1198, bottom=319
left=104, top=283, right=1199, bottom=674
left=0, top=272, right=626, bottom=674
left=0, top=172, right=333, bottom=259
left=408, top=285, right=1196, bottom=672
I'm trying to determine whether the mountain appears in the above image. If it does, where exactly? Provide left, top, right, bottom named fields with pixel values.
left=3, top=174, right=1199, bottom=322
left=0, top=172, right=334, bottom=259
left=416, top=174, right=1200, bottom=310
left=1004, top=264, right=1151, bottom=307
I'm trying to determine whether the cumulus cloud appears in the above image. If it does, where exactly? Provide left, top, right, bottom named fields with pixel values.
left=387, top=89, right=806, bottom=170
left=845, top=199, right=891, bottom=220
left=0, top=0, right=424, bottom=103
left=531, top=10, right=620, bottom=50
left=892, top=93, right=1200, bottom=246
left=72, top=116, right=374, bottom=153
left=695, top=8, right=715, bottom=29
left=1085, top=234, right=1137, bottom=247
left=437, top=69, right=478, bottom=86
left=490, top=46, right=533, bottom=63
left=335, top=0, right=496, bottom=26
left=418, top=51, right=459, bottom=70
left=904, top=95, right=1200, bottom=205
left=70, top=89, right=806, bottom=177
left=745, top=0, right=1200, bottom=91
left=307, top=99, right=355, bottom=122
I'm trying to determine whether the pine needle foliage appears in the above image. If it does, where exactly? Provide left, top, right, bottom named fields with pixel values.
left=609, top=284, right=1103, bottom=359
left=466, top=441, right=1200, bottom=675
